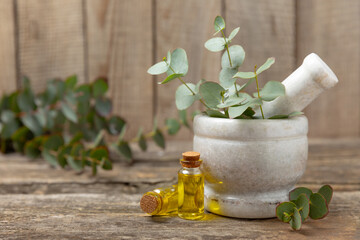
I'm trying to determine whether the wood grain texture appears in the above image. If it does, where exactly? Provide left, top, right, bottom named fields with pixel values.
left=225, top=0, right=296, bottom=89
left=86, top=0, right=153, bottom=137
left=0, top=192, right=358, bottom=239
left=0, top=0, right=17, bottom=94
left=297, top=0, right=360, bottom=138
left=155, top=0, right=222, bottom=140
left=17, top=0, right=85, bottom=89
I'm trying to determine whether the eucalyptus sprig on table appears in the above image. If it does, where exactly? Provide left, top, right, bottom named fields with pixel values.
left=148, top=15, right=303, bottom=119
left=276, top=185, right=333, bottom=230
left=0, top=76, right=192, bottom=175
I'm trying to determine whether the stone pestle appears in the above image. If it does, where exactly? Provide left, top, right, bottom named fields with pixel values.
left=254, top=53, right=339, bottom=118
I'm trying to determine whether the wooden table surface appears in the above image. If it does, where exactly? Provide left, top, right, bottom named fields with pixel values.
left=0, top=139, right=359, bottom=239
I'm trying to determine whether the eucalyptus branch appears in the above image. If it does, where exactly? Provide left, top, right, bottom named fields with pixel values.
left=254, top=66, right=265, bottom=119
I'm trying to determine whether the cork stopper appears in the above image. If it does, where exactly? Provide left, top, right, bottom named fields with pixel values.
left=181, top=151, right=202, bottom=168
left=140, top=194, right=159, bottom=214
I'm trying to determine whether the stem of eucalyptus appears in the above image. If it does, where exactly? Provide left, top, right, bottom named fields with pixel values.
left=254, top=66, right=265, bottom=119
left=220, top=29, right=239, bottom=97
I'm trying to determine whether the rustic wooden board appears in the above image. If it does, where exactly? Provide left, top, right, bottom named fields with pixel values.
left=225, top=0, right=296, bottom=89
left=17, top=0, right=85, bottom=89
left=86, top=0, right=154, bottom=137
left=155, top=0, right=222, bottom=140
left=0, top=191, right=358, bottom=239
left=0, top=0, right=17, bottom=94
left=0, top=139, right=359, bottom=195
left=297, top=0, right=360, bottom=138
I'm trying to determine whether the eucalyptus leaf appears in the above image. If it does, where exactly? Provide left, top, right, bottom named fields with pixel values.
left=21, top=114, right=43, bottom=136
left=199, top=82, right=225, bottom=108
left=116, top=141, right=132, bottom=162
left=75, top=84, right=91, bottom=102
left=219, top=68, right=237, bottom=88
left=257, top=81, right=285, bottom=101
left=217, top=95, right=246, bottom=108
left=204, top=38, right=226, bottom=52
left=292, top=193, right=310, bottom=222
left=228, top=98, right=262, bottom=118
left=195, top=79, right=206, bottom=93
left=153, top=129, right=165, bottom=149
left=17, top=91, right=35, bottom=112
left=92, top=78, right=108, bottom=98
left=276, top=202, right=296, bottom=223
left=95, top=97, right=112, bottom=117
left=1, top=110, right=15, bottom=123
left=238, top=78, right=256, bottom=91
left=221, top=45, right=245, bottom=68
left=256, top=57, right=275, bottom=75
left=43, top=135, right=64, bottom=150
left=61, top=102, right=78, bottom=123
left=147, top=61, right=169, bottom=75
left=107, top=116, right=126, bottom=135
left=228, top=27, right=240, bottom=41
left=309, top=193, right=329, bottom=219
left=24, top=138, right=42, bottom=158
left=65, top=75, right=77, bottom=90
left=214, top=16, right=225, bottom=33
left=289, top=187, right=313, bottom=201
left=166, top=48, right=188, bottom=76
left=159, top=73, right=184, bottom=84
left=175, top=84, right=196, bottom=110
left=233, top=72, right=256, bottom=79
left=42, top=149, right=58, bottom=167
left=318, top=185, right=333, bottom=204
left=268, top=114, right=289, bottom=119
left=290, top=208, right=302, bottom=230
left=205, top=110, right=227, bottom=118
left=289, top=111, right=304, bottom=118
left=166, top=118, right=181, bottom=135
left=136, top=128, right=147, bottom=151
left=67, top=156, right=83, bottom=171
left=57, top=145, right=72, bottom=168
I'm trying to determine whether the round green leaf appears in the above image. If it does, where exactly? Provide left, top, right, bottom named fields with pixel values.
left=159, top=73, right=184, bottom=84
left=166, top=48, right=188, bottom=76
left=228, top=98, right=262, bottom=119
left=276, top=202, right=296, bottom=222
left=65, top=75, right=77, bottom=90
left=228, top=27, right=240, bottom=41
left=116, top=141, right=132, bottom=162
left=90, top=147, right=108, bottom=161
left=43, top=135, right=64, bottom=150
left=217, top=95, right=246, bottom=108
left=221, top=45, right=245, bottom=68
left=309, top=193, right=329, bottom=219
left=219, top=68, right=237, bottom=88
left=61, top=102, right=78, bottom=123
left=256, top=57, right=275, bottom=75
left=136, top=128, right=147, bottom=151
left=290, top=207, right=302, bottom=230
left=42, top=149, right=58, bottom=167
left=21, top=114, right=43, bottom=136
left=258, top=81, right=285, bottom=101
left=147, top=61, right=169, bottom=75
left=95, top=97, right=112, bottom=117
left=214, top=16, right=225, bottom=33
left=75, top=84, right=91, bottom=102
left=166, top=118, right=180, bottom=135
left=292, top=193, right=310, bottom=222
left=289, top=187, right=313, bottom=201
left=233, top=72, right=256, bottom=79
left=92, top=78, right=108, bottom=98
left=153, top=129, right=165, bottom=149
left=17, top=91, right=35, bottom=112
left=107, top=116, right=126, bottom=135
left=318, top=185, right=333, bottom=204
left=175, top=84, right=196, bottom=110
left=199, top=82, right=225, bottom=109
left=204, top=38, right=226, bottom=52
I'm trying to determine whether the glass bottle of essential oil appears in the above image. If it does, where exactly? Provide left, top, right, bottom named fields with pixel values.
left=140, top=185, right=178, bottom=215
left=178, top=151, right=204, bottom=220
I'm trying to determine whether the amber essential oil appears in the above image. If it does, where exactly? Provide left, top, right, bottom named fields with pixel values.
left=140, top=185, right=178, bottom=215
left=178, top=151, right=204, bottom=220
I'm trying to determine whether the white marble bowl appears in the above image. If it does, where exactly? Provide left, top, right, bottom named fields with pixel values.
left=193, top=115, right=308, bottom=218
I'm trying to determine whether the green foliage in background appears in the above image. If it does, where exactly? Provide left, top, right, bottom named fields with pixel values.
left=0, top=76, right=192, bottom=175
left=276, top=185, right=333, bottom=230
left=148, top=15, right=303, bottom=119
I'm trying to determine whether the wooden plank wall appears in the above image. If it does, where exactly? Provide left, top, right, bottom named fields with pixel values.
left=0, top=0, right=358, bottom=139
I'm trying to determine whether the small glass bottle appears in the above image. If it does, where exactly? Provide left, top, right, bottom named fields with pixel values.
left=140, top=185, right=178, bottom=215
left=178, top=151, right=204, bottom=220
